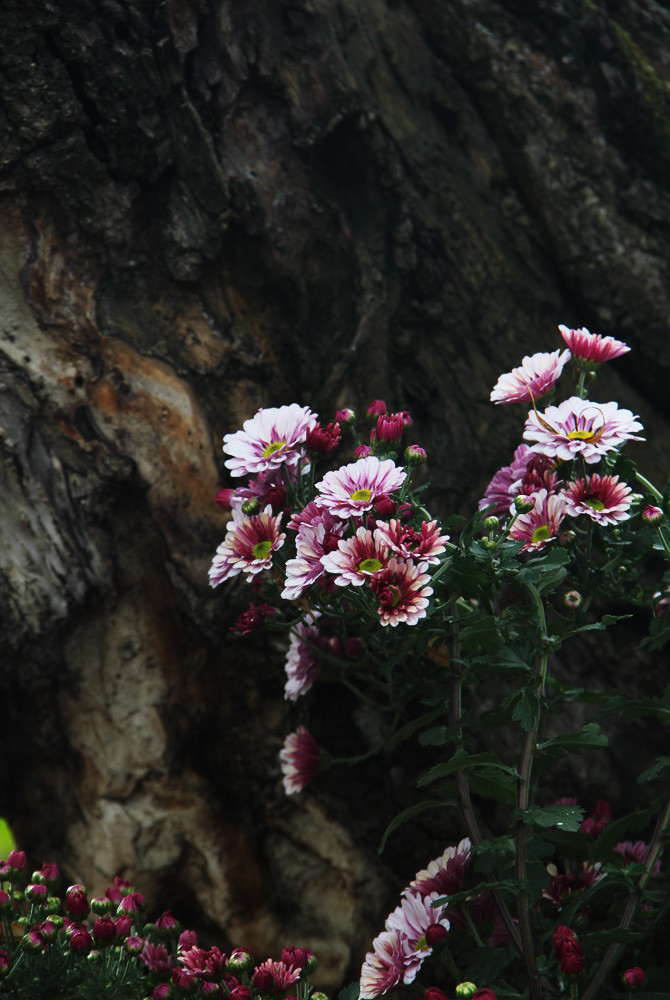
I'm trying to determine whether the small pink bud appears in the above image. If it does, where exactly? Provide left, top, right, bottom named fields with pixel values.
left=374, top=494, right=397, bottom=517
left=92, top=915, right=117, bottom=943
left=642, top=504, right=664, bottom=525
left=66, top=885, right=89, bottom=919
left=215, top=488, right=235, bottom=510
left=178, top=929, right=198, bottom=951
left=229, top=987, right=252, bottom=1000
left=200, top=984, right=221, bottom=996
left=0, top=949, right=10, bottom=975
left=405, top=444, right=427, bottom=465
left=115, top=915, right=133, bottom=939
left=563, top=590, right=582, bottom=609
left=25, top=883, right=48, bottom=903
left=514, top=495, right=536, bottom=513
left=228, top=947, right=253, bottom=973
left=124, top=935, right=145, bottom=955
left=69, top=929, right=93, bottom=955
left=153, top=986, right=171, bottom=1000
left=622, top=967, right=646, bottom=987
left=354, top=444, right=372, bottom=458
left=425, top=922, right=448, bottom=947
left=155, top=909, right=181, bottom=937
left=281, top=946, right=313, bottom=969
left=39, top=862, right=60, bottom=887
left=366, top=399, right=387, bottom=419
left=36, top=920, right=57, bottom=941
left=91, top=896, right=113, bottom=915
left=23, top=929, right=45, bottom=951
left=472, top=991, right=497, bottom=1000
left=335, top=408, right=355, bottom=423
left=424, top=990, right=449, bottom=1000
left=306, top=422, right=341, bottom=455
left=172, top=968, right=196, bottom=989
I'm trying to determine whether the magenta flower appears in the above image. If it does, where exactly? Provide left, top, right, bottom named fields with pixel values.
left=142, top=942, right=175, bottom=976
left=558, top=324, right=630, bottom=366
left=409, top=839, right=472, bottom=897
left=321, top=526, right=390, bottom=586
left=253, top=959, right=301, bottom=993
left=479, top=444, right=533, bottom=516
left=223, top=404, right=317, bottom=478
left=490, top=349, right=571, bottom=405
left=306, top=421, right=341, bottom=455
left=279, top=727, right=321, bottom=794
left=523, top=396, right=644, bottom=464
left=510, top=489, right=567, bottom=552
left=209, top=506, right=285, bottom=587
left=385, top=891, right=449, bottom=954
left=281, top=513, right=346, bottom=600
left=562, top=474, right=632, bottom=525
left=359, top=929, right=412, bottom=998
left=284, top=618, right=322, bottom=701
left=622, top=967, right=646, bottom=987
left=375, top=519, right=449, bottom=565
left=316, top=457, right=407, bottom=519
left=369, top=558, right=433, bottom=627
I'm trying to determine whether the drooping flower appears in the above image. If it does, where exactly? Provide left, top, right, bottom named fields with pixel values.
left=510, top=489, right=567, bottom=552
left=562, top=474, right=632, bottom=526
left=490, top=350, right=571, bottom=405
left=316, top=457, right=407, bottom=519
left=375, top=519, right=449, bottom=565
left=223, top=404, right=317, bottom=478
left=282, top=514, right=346, bottom=600
left=284, top=618, right=322, bottom=701
left=409, top=839, right=472, bottom=897
left=385, top=891, right=450, bottom=955
left=523, top=397, right=644, bottom=464
left=558, top=325, right=630, bottom=366
left=359, top=929, right=422, bottom=999
left=321, top=526, right=390, bottom=586
left=279, top=727, right=321, bottom=794
left=209, top=506, right=285, bottom=587
left=231, top=602, right=276, bottom=635
left=369, top=558, right=433, bottom=627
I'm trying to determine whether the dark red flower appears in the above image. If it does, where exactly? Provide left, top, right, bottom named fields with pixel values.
left=306, top=422, right=341, bottom=455
left=622, top=967, right=646, bottom=987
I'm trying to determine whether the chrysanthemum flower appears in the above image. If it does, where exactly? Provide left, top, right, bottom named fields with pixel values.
left=369, top=558, right=433, bottom=627
left=375, top=519, right=449, bottom=565
left=490, top=349, right=571, bottom=404
left=316, top=457, right=407, bottom=519
left=562, top=474, right=632, bottom=525
left=510, top=489, right=567, bottom=552
left=359, top=929, right=416, bottom=999
left=479, top=444, right=533, bottom=516
left=223, top=404, right=317, bottom=478
left=385, top=891, right=449, bottom=955
left=284, top=618, right=322, bottom=701
left=209, top=506, right=285, bottom=586
left=252, top=959, right=301, bottom=993
left=523, top=396, right=644, bottom=464
left=558, top=325, right=630, bottom=366
left=321, top=526, right=390, bottom=586
left=409, top=839, right=471, bottom=897
left=282, top=513, right=346, bottom=600
left=279, top=727, right=321, bottom=794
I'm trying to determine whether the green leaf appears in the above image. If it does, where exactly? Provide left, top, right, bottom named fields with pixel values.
left=512, top=688, right=539, bottom=731
left=417, top=749, right=518, bottom=787
left=385, top=710, right=442, bottom=751
left=519, top=804, right=584, bottom=832
left=464, top=946, right=516, bottom=985
left=339, top=984, right=360, bottom=1000
left=469, top=768, right=518, bottom=805
left=580, top=927, right=646, bottom=946
left=418, top=725, right=448, bottom=747
left=537, top=722, right=608, bottom=756
left=517, top=548, right=570, bottom=593
left=638, top=756, right=670, bottom=783
left=378, top=799, right=447, bottom=853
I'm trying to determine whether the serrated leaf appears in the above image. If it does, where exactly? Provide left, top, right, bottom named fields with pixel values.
left=638, top=756, right=670, bottom=783
left=512, top=688, right=539, bottom=731
left=339, top=983, right=361, bottom=1000
left=580, top=927, right=646, bottom=946
left=417, top=749, right=518, bottom=787
left=537, top=722, right=608, bottom=755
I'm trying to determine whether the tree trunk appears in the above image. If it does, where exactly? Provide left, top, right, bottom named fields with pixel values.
left=1, top=0, right=670, bottom=985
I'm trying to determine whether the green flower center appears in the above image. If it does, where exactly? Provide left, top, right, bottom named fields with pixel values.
left=584, top=497, right=605, bottom=511
left=531, top=525, right=551, bottom=544
left=350, top=488, right=372, bottom=502
left=252, top=540, right=273, bottom=560
left=358, top=558, right=383, bottom=574
left=263, top=440, right=286, bottom=458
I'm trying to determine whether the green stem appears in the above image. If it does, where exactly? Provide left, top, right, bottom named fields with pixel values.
left=576, top=368, right=588, bottom=400
left=635, top=472, right=663, bottom=502
left=581, top=784, right=670, bottom=1000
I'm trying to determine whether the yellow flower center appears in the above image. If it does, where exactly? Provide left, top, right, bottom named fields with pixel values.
left=566, top=429, right=597, bottom=441
left=584, top=497, right=605, bottom=511
left=358, top=558, right=383, bottom=574
left=350, top=488, right=372, bottom=502
left=531, top=525, right=551, bottom=544
left=252, top=540, right=273, bottom=560
left=263, top=440, right=286, bottom=457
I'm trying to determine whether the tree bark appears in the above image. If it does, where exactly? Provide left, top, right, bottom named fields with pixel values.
left=1, top=0, right=670, bottom=985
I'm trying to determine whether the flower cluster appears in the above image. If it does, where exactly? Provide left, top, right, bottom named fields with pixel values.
left=0, top=852, right=323, bottom=1000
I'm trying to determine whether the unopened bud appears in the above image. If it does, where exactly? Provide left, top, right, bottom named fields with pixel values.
left=482, top=516, right=499, bottom=532
left=622, top=967, right=646, bottom=988
left=335, top=408, right=355, bottom=424
left=563, top=590, right=582, bottom=609
left=228, top=948, right=253, bottom=973
left=642, top=505, right=664, bottom=526
left=90, top=896, right=112, bottom=915
left=25, top=883, right=48, bottom=904
left=514, top=495, right=536, bottom=514
left=241, top=498, right=261, bottom=516
left=404, top=444, right=427, bottom=466
left=558, top=530, right=576, bottom=546
left=455, top=984, right=477, bottom=999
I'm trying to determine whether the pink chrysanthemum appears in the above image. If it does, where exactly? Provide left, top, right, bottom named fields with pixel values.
left=385, top=891, right=449, bottom=953
left=510, top=489, right=567, bottom=552
left=511, top=452, right=560, bottom=506
left=479, top=444, right=533, bottom=516
left=282, top=513, right=346, bottom=600
left=316, top=457, right=407, bottom=519
left=375, top=519, right=449, bottom=565
left=559, top=325, right=630, bottom=366
left=409, top=839, right=472, bottom=897
left=252, top=959, right=301, bottom=993
left=490, top=349, right=571, bottom=405
left=321, top=526, right=390, bottom=586
left=369, top=557, right=433, bottom=627
left=359, top=930, right=416, bottom=999
left=209, top=506, right=285, bottom=586
left=523, top=396, right=644, bottom=464
left=223, top=404, right=317, bottom=478
left=287, top=500, right=327, bottom=532
left=562, top=474, right=632, bottom=525
left=279, top=727, right=321, bottom=795
left=613, top=840, right=662, bottom=876
left=284, top=617, right=322, bottom=701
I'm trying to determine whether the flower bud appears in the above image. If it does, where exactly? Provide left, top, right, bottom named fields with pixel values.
left=455, top=984, right=477, bottom=999
left=7, top=850, right=26, bottom=872
left=200, top=984, right=221, bottom=996
left=215, top=488, right=235, bottom=510
left=152, top=986, right=172, bottom=1000
left=39, top=863, right=60, bottom=887
left=405, top=444, right=427, bottom=466
left=178, top=929, right=198, bottom=952
left=310, top=994, right=329, bottom=1000
left=335, top=408, right=355, bottom=424
left=66, top=886, right=89, bottom=919
left=229, top=987, right=252, bottom=1000
left=0, top=891, right=13, bottom=913
left=0, top=949, right=10, bottom=976
left=227, top=947, right=253, bottom=973
left=472, top=991, right=497, bottom=1000
left=424, top=990, right=449, bottom=1000
left=514, top=495, right=536, bottom=514
left=563, top=590, right=582, bottom=609
left=47, top=896, right=62, bottom=914
left=115, top=915, right=133, bottom=939
left=22, top=929, right=45, bottom=951
left=374, top=494, right=397, bottom=517
left=482, top=516, right=499, bottom=532
left=36, top=920, right=57, bottom=942
left=354, top=444, right=372, bottom=459
left=622, top=967, right=646, bottom=987
left=25, top=883, right=48, bottom=904
left=642, top=505, right=665, bottom=525
left=171, top=968, right=196, bottom=990
left=91, top=896, right=113, bottom=915
left=375, top=413, right=405, bottom=446
left=241, top=498, right=261, bottom=516
left=281, top=946, right=314, bottom=970
left=70, top=929, right=93, bottom=955
left=558, top=530, right=576, bottom=546
left=425, top=923, right=448, bottom=948
left=366, top=399, right=387, bottom=419
left=155, top=909, right=181, bottom=938
left=125, top=935, right=145, bottom=955
left=92, top=915, right=117, bottom=944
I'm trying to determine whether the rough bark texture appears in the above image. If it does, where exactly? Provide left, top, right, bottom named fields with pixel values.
left=2, top=0, right=670, bottom=986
